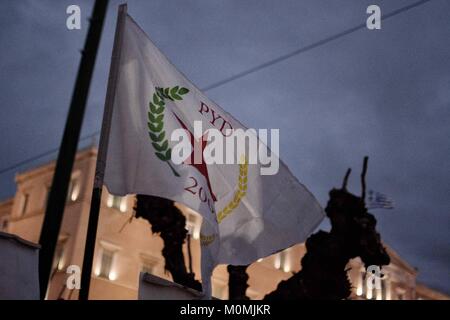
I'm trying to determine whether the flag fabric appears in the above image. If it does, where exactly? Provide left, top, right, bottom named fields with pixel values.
left=103, top=12, right=324, bottom=297
left=368, top=190, right=394, bottom=209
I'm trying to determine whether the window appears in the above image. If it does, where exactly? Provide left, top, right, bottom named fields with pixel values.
left=107, top=194, right=127, bottom=212
left=355, top=271, right=363, bottom=296
left=275, top=250, right=290, bottom=272
left=66, top=178, right=80, bottom=202
left=361, top=271, right=376, bottom=300
left=52, top=241, right=66, bottom=272
left=112, top=196, right=122, bottom=210
left=20, top=193, right=30, bottom=216
left=185, top=213, right=200, bottom=239
left=98, top=248, right=115, bottom=280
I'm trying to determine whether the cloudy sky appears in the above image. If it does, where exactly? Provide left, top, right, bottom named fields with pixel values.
left=0, top=0, right=448, bottom=294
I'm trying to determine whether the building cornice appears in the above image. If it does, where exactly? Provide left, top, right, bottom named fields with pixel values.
left=384, top=244, right=418, bottom=275
left=416, top=283, right=450, bottom=300
left=15, top=147, right=98, bottom=184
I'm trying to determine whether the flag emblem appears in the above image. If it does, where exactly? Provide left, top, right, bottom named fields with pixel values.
left=147, top=86, right=190, bottom=177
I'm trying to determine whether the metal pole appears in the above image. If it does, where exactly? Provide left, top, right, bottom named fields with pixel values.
left=38, top=0, right=108, bottom=299
left=79, top=3, right=127, bottom=301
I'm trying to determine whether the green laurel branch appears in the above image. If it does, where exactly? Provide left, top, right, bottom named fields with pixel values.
left=147, top=86, right=190, bottom=177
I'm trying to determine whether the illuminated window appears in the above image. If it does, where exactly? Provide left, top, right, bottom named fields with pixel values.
left=107, top=194, right=127, bottom=212
left=275, top=250, right=291, bottom=272
left=52, top=241, right=66, bottom=273
left=99, top=249, right=115, bottom=279
left=356, top=271, right=363, bottom=296
left=361, top=271, right=375, bottom=299
left=186, top=213, right=200, bottom=239
left=66, top=178, right=80, bottom=202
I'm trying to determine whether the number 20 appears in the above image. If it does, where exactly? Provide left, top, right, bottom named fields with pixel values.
left=184, top=176, right=215, bottom=212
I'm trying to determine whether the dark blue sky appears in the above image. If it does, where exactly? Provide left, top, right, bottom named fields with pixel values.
left=0, top=0, right=448, bottom=294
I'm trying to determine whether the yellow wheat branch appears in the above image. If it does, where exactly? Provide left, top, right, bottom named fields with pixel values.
left=217, top=156, right=248, bottom=224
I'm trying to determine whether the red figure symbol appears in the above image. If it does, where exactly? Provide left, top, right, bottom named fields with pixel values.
left=172, top=112, right=217, bottom=202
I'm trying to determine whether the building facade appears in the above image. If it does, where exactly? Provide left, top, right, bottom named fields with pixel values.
left=1, top=147, right=447, bottom=300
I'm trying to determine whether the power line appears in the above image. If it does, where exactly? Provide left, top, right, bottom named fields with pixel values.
left=0, top=132, right=99, bottom=175
left=0, top=0, right=434, bottom=176
left=203, top=0, right=433, bottom=91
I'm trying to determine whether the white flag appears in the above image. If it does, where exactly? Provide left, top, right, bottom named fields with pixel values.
left=104, top=11, right=324, bottom=297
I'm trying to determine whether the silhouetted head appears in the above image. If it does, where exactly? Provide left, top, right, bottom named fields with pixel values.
left=134, top=194, right=187, bottom=236
left=135, top=194, right=173, bottom=217
left=325, top=157, right=390, bottom=268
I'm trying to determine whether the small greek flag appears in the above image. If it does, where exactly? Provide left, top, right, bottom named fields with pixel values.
left=368, top=190, right=394, bottom=209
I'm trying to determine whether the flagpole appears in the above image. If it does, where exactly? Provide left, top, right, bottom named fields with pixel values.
left=79, top=3, right=127, bottom=301
left=38, top=0, right=108, bottom=299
